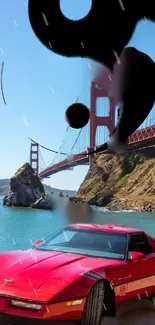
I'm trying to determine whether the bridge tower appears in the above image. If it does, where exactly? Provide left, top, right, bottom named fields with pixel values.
left=88, top=81, right=115, bottom=163
left=30, top=142, right=39, bottom=174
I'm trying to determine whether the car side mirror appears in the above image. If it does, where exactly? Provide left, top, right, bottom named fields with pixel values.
left=33, top=239, right=43, bottom=247
left=128, top=251, right=145, bottom=261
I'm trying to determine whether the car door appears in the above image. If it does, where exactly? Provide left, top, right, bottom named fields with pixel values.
left=108, top=232, right=155, bottom=301
left=125, top=232, right=155, bottom=299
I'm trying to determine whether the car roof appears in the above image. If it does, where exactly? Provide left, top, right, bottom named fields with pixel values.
left=67, top=223, right=143, bottom=234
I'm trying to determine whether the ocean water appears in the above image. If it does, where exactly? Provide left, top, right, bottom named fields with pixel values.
left=0, top=197, right=155, bottom=252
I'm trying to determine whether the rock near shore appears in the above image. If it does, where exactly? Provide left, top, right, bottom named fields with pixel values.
left=3, top=163, right=53, bottom=210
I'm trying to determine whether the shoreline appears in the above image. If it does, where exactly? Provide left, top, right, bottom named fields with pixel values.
left=69, top=196, right=155, bottom=213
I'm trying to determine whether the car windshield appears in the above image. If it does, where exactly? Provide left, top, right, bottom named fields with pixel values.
left=35, top=227, right=127, bottom=260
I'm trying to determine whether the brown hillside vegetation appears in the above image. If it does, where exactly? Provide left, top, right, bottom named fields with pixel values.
left=74, top=147, right=155, bottom=212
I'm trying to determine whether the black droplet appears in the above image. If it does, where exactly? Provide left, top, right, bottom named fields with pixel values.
left=65, top=103, right=90, bottom=129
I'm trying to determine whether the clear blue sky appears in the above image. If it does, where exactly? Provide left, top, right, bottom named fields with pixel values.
left=0, top=0, right=154, bottom=190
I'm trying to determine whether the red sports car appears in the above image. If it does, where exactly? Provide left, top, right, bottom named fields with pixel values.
left=0, top=223, right=155, bottom=325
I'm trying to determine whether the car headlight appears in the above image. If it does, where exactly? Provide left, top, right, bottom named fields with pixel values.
left=11, top=300, right=42, bottom=311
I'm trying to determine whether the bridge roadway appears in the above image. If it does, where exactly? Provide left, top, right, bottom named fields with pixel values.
left=38, top=136, right=155, bottom=180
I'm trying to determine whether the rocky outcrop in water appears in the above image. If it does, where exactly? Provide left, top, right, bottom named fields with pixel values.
left=3, top=163, right=53, bottom=210
left=71, top=147, right=155, bottom=212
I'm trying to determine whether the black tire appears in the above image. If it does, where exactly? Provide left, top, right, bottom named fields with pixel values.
left=81, top=281, right=104, bottom=325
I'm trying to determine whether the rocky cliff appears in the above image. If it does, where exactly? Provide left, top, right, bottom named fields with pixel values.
left=3, top=163, right=53, bottom=210
left=72, top=147, right=155, bottom=212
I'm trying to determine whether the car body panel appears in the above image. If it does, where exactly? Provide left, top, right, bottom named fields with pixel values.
left=67, top=223, right=142, bottom=233
left=106, top=254, right=155, bottom=302
left=0, top=224, right=155, bottom=321
left=0, top=249, right=123, bottom=302
left=0, top=297, right=86, bottom=321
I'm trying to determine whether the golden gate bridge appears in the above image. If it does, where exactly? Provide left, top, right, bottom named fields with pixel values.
left=29, top=79, right=155, bottom=180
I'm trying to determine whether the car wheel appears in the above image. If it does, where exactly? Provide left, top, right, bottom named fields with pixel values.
left=81, top=280, right=104, bottom=325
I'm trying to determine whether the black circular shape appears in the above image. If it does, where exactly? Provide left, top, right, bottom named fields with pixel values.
left=65, top=103, right=90, bottom=129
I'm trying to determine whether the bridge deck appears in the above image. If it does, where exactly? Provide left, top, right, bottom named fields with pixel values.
left=38, top=124, right=155, bottom=179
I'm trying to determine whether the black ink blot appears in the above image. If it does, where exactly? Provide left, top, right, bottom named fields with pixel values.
left=65, top=103, right=90, bottom=129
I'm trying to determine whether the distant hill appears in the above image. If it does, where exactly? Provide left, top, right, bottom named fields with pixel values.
left=0, top=179, right=10, bottom=185
left=43, top=184, right=76, bottom=197
left=0, top=179, right=10, bottom=196
left=0, top=179, right=76, bottom=197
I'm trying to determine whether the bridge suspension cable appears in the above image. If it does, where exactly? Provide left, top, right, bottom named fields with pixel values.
left=47, top=125, right=70, bottom=167
left=43, top=127, right=84, bottom=169
left=39, top=147, right=48, bottom=170
left=28, top=137, right=67, bottom=155
left=29, top=125, right=71, bottom=171
left=70, top=128, right=83, bottom=152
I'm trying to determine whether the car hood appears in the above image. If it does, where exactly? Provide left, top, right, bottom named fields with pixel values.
left=0, top=249, right=123, bottom=302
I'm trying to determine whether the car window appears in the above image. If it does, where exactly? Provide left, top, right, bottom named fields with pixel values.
left=36, top=227, right=127, bottom=260
left=45, top=230, right=76, bottom=245
left=128, top=233, right=154, bottom=255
